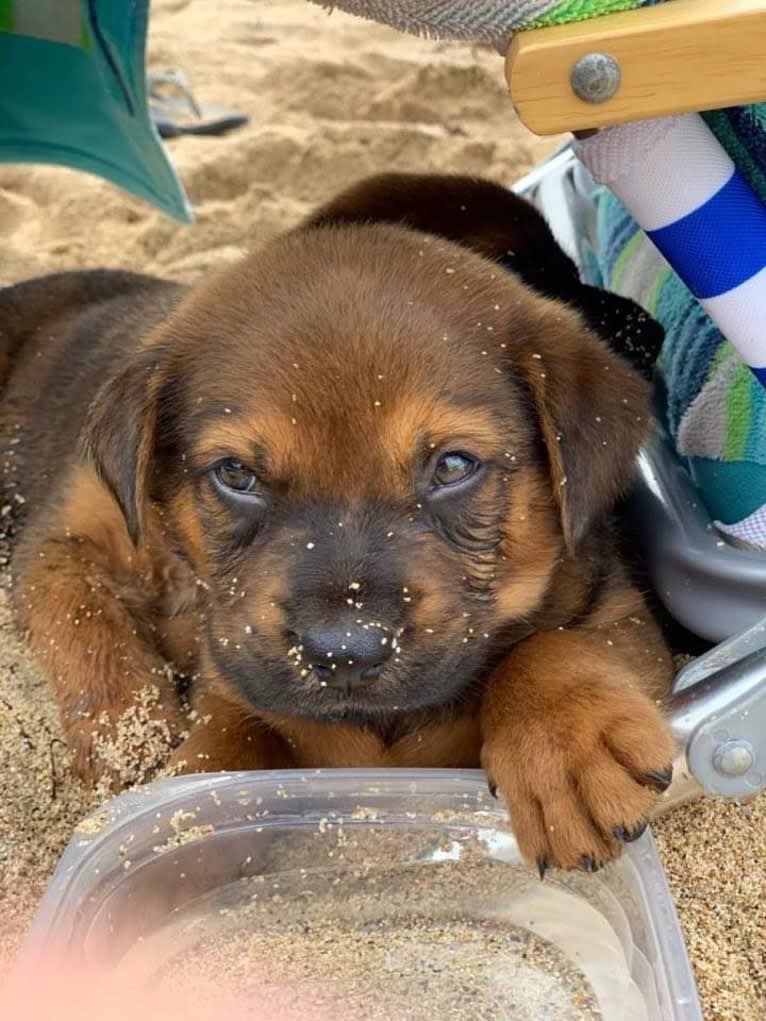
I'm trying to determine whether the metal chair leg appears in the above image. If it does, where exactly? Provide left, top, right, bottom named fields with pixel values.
left=659, top=618, right=766, bottom=814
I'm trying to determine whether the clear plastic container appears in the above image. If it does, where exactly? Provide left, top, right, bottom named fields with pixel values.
left=19, top=769, right=702, bottom=1020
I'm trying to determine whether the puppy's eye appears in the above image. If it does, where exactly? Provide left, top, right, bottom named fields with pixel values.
left=214, top=459, right=258, bottom=494
left=431, top=452, right=480, bottom=489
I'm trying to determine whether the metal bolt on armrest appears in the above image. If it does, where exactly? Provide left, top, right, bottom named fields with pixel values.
left=657, top=639, right=766, bottom=815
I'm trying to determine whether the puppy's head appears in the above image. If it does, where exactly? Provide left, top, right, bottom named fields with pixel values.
left=84, top=224, right=649, bottom=723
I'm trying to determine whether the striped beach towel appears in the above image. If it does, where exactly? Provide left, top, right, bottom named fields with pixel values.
left=307, top=0, right=664, bottom=45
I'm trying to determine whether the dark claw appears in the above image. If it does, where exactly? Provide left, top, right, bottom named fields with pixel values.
left=627, top=819, right=648, bottom=842
left=487, top=779, right=498, bottom=799
left=537, top=857, right=549, bottom=881
left=580, top=855, right=601, bottom=873
left=644, top=765, right=673, bottom=792
left=613, top=819, right=648, bottom=844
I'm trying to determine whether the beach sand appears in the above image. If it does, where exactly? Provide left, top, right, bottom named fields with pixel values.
left=0, top=2, right=763, bottom=1016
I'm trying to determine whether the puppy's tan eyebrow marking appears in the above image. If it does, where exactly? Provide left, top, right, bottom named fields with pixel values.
left=382, top=399, right=504, bottom=464
left=193, top=421, right=269, bottom=469
left=194, top=410, right=300, bottom=473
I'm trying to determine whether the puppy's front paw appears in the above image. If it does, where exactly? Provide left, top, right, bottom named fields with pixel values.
left=482, top=683, right=674, bottom=873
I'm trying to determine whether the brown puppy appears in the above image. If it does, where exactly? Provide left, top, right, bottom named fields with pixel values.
left=0, top=174, right=674, bottom=872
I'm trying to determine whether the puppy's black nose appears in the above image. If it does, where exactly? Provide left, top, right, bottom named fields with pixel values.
left=300, top=625, right=394, bottom=691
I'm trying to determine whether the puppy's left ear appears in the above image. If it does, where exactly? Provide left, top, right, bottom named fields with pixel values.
left=568, top=284, right=665, bottom=380
left=81, top=346, right=167, bottom=546
left=511, top=299, right=652, bottom=554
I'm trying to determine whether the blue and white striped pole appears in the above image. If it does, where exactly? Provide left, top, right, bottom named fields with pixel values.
left=575, top=114, right=766, bottom=388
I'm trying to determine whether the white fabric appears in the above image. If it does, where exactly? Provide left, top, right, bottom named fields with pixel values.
left=574, top=114, right=734, bottom=228
left=700, top=263, right=766, bottom=368
left=715, top=503, right=766, bottom=551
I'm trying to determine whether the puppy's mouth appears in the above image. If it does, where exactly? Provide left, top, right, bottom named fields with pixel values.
left=277, top=620, right=412, bottom=711
left=289, top=639, right=409, bottom=714
left=300, top=663, right=402, bottom=713
left=210, top=628, right=487, bottom=722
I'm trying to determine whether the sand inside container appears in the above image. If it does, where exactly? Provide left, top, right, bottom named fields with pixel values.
left=137, top=857, right=606, bottom=1020
left=106, top=823, right=655, bottom=1020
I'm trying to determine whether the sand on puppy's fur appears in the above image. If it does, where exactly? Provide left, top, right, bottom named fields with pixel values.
left=0, top=2, right=764, bottom=1016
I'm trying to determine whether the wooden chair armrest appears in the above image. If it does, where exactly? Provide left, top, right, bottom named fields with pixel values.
left=506, top=0, right=766, bottom=135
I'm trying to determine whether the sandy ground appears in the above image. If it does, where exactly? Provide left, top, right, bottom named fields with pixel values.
left=0, top=1, right=764, bottom=1017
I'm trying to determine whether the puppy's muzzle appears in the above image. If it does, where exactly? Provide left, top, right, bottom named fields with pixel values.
left=298, top=622, right=395, bottom=692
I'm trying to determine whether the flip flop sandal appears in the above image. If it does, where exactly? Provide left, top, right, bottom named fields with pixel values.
left=148, top=68, right=249, bottom=139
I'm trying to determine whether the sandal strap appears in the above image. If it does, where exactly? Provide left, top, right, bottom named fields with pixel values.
left=147, top=68, right=203, bottom=119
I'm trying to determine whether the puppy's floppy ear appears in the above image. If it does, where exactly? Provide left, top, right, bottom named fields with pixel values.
left=566, top=285, right=664, bottom=381
left=511, top=299, right=652, bottom=554
left=81, top=346, right=167, bottom=546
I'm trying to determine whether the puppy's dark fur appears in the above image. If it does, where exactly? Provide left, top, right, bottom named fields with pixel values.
left=0, top=174, right=674, bottom=871
left=304, top=173, right=664, bottom=378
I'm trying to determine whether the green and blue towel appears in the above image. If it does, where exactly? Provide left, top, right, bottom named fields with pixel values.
left=307, top=0, right=664, bottom=45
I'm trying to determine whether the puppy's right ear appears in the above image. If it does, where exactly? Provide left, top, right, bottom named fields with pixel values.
left=509, top=298, right=652, bottom=554
left=81, top=346, right=167, bottom=546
